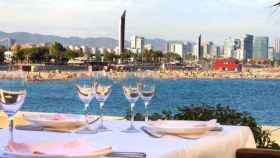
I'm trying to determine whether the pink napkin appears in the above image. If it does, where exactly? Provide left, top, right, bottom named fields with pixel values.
left=193, top=119, right=217, bottom=128
left=51, top=114, right=66, bottom=121
left=7, top=139, right=112, bottom=156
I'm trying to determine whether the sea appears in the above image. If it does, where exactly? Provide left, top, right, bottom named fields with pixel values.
left=0, top=79, right=280, bottom=125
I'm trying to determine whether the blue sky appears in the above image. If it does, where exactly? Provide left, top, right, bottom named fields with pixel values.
left=0, top=0, right=279, bottom=44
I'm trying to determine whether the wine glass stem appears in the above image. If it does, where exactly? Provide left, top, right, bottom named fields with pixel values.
left=100, top=102, right=104, bottom=127
left=9, top=119, right=14, bottom=143
left=144, top=102, right=149, bottom=122
left=84, top=103, right=89, bottom=127
left=130, top=103, right=135, bottom=128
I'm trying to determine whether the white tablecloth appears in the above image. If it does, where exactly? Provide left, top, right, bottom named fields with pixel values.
left=0, top=121, right=256, bottom=158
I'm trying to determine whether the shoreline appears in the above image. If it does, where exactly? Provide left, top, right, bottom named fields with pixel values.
left=0, top=67, right=280, bottom=81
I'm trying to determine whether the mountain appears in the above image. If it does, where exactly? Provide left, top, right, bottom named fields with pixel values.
left=0, top=31, right=169, bottom=51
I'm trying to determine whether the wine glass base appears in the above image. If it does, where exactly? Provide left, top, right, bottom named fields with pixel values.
left=96, top=125, right=111, bottom=133
left=122, top=126, right=140, bottom=133
left=76, top=127, right=98, bottom=134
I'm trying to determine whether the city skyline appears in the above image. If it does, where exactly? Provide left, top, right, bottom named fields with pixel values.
left=0, top=0, right=280, bottom=44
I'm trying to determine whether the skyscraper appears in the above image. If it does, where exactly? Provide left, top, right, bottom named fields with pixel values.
left=253, top=36, right=269, bottom=60
left=216, top=46, right=221, bottom=57
left=224, top=37, right=234, bottom=58
left=233, top=39, right=244, bottom=60
left=118, top=10, right=126, bottom=54
left=274, top=39, right=280, bottom=54
left=243, top=34, right=254, bottom=60
left=268, top=47, right=274, bottom=61
left=198, top=34, right=203, bottom=60
left=274, top=39, right=280, bottom=60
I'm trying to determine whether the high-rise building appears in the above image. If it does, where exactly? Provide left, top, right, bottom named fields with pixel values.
left=198, top=34, right=203, bottom=60
left=167, top=42, right=185, bottom=57
left=224, top=37, right=234, bottom=58
left=185, top=42, right=194, bottom=54
left=130, top=36, right=144, bottom=53
left=233, top=39, right=244, bottom=60
left=209, top=42, right=216, bottom=58
left=268, top=47, right=275, bottom=61
left=253, top=36, right=269, bottom=60
left=244, top=34, right=254, bottom=60
left=274, top=39, right=280, bottom=54
left=118, top=10, right=126, bottom=54
left=216, top=46, right=221, bottom=57
left=192, top=44, right=199, bottom=60
left=274, top=39, right=280, bottom=60
left=202, top=41, right=209, bottom=58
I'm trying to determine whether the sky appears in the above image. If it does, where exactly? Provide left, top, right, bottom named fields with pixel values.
left=0, top=0, right=280, bottom=44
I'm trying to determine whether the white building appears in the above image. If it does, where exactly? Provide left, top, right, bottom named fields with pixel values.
left=192, top=44, right=199, bottom=60
left=167, top=42, right=185, bottom=57
left=130, top=36, right=144, bottom=54
left=274, top=39, right=280, bottom=60
left=74, top=46, right=81, bottom=51
left=81, top=45, right=90, bottom=55
left=274, top=39, right=280, bottom=53
left=144, top=44, right=153, bottom=51
left=4, top=51, right=13, bottom=62
left=90, top=48, right=97, bottom=55
left=68, top=45, right=75, bottom=51
left=98, top=48, right=107, bottom=54
left=268, top=47, right=275, bottom=61
left=224, top=37, right=234, bottom=58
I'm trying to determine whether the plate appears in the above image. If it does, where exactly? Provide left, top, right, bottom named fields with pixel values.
left=4, top=140, right=112, bottom=158
left=4, top=149, right=111, bottom=158
left=148, top=120, right=217, bottom=135
left=23, top=114, right=86, bottom=128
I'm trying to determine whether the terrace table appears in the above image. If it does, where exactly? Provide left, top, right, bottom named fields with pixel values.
left=0, top=121, right=256, bottom=158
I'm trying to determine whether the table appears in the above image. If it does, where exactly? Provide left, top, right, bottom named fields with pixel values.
left=0, top=121, right=256, bottom=158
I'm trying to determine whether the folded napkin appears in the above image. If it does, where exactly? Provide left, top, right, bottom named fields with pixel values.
left=148, top=119, right=218, bottom=128
left=6, top=139, right=112, bottom=156
left=50, top=114, right=66, bottom=121
left=147, top=119, right=220, bottom=137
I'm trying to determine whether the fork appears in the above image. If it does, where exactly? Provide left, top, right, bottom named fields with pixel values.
left=141, top=126, right=199, bottom=140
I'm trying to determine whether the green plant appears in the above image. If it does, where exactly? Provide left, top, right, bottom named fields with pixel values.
left=126, top=104, right=280, bottom=149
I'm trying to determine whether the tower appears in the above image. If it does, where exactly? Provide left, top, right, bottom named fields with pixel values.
left=198, top=34, right=203, bottom=60
left=118, top=10, right=126, bottom=54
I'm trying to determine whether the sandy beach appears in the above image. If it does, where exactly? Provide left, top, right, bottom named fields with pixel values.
left=0, top=67, right=280, bottom=81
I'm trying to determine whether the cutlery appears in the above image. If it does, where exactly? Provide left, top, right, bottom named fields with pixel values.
left=71, top=116, right=100, bottom=133
left=141, top=126, right=199, bottom=140
left=107, top=152, right=146, bottom=158
left=0, top=152, right=146, bottom=158
left=210, top=126, right=223, bottom=131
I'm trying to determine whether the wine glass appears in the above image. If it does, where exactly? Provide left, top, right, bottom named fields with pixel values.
left=0, top=67, right=27, bottom=144
left=122, top=72, right=140, bottom=133
left=95, top=71, right=112, bottom=132
left=138, top=71, right=156, bottom=123
left=76, top=72, right=95, bottom=133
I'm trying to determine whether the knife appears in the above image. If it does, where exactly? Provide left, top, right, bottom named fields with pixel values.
left=107, top=152, right=146, bottom=158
